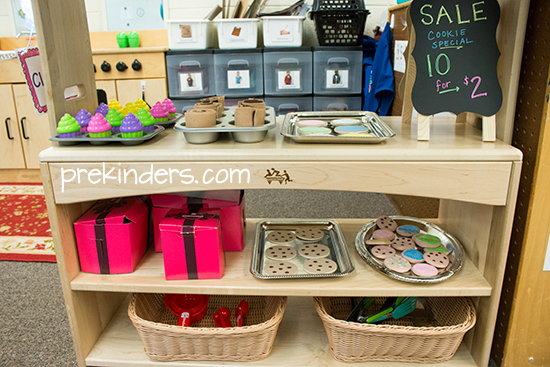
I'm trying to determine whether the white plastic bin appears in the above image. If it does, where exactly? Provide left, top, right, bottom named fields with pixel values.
left=261, top=16, right=306, bottom=47
left=215, top=19, right=259, bottom=49
left=166, top=20, right=215, bottom=50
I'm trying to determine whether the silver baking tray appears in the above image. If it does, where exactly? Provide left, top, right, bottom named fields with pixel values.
left=281, top=111, right=395, bottom=144
left=355, top=216, right=464, bottom=284
left=49, top=125, right=165, bottom=146
left=174, top=106, right=277, bottom=144
left=251, top=219, right=355, bottom=279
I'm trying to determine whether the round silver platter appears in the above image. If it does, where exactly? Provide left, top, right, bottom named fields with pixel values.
left=355, top=216, right=464, bottom=284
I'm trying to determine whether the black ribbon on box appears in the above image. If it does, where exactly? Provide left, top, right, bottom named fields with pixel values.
left=186, top=197, right=204, bottom=213
left=166, top=212, right=220, bottom=279
left=93, top=198, right=128, bottom=274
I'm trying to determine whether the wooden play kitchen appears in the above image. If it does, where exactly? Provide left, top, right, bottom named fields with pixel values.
left=33, top=0, right=528, bottom=366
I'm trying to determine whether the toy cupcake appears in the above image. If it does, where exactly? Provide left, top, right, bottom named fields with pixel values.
left=120, top=106, right=131, bottom=116
left=120, top=113, right=143, bottom=138
left=74, top=109, right=92, bottom=133
left=106, top=108, right=124, bottom=133
left=87, top=113, right=112, bottom=138
left=108, top=99, right=122, bottom=111
left=150, top=101, right=169, bottom=123
left=57, top=113, right=81, bottom=138
left=136, top=108, right=155, bottom=132
left=134, top=98, right=149, bottom=111
left=95, top=102, right=110, bottom=117
left=162, top=98, right=177, bottom=119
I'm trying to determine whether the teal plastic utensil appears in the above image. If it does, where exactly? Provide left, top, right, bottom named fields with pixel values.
left=366, top=297, right=418, bottom=324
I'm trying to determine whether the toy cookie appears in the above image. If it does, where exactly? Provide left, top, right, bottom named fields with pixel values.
left=303, top=258, right=338, bottom=274
left=371, top=245, right=396, bottom=259
left=424, top=251, right=450, bottom=269
left=298, top=244, right=330, bottom=259
left=384, top=255, right=412, bottom=273
left=296, top=120, right=327, bottom=127
left=376, top=216, right=398, bottom=231
left=365, top=238, right=392, bottom=246
left=372, top=229, right=396, bottom=241
left=412, top=263, right=439, bottom=277
left=265, top=245, right=297, bottom=261
left=264, top=261, right=298, bottom=276
left=424, top=244, right=448, bottom=253
left=391, top=237, right=416, bottom=251
left=413, top=233, right=441, bottom=248
left=267, top=230, right=296, bottom=244
left=402, top=249, right=424, bottom=264
left=295, top=227, right=325, bottom=241
left=396, top=224, right=420, bottom=237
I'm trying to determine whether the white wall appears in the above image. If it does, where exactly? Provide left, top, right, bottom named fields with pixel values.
left=0, top=0, right=398, bottom=41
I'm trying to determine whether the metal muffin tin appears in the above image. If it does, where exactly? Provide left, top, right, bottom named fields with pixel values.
left=355, top=216, right=464, bottom=284
left=174, top=106, right=277, bottom=144
left=281, top=111, right=395, bottom=144
left=156, top=113, right=184, bottom=126
left=251, top=219, right=355, bottom=279
left=49, top=125, right=165, bottom=146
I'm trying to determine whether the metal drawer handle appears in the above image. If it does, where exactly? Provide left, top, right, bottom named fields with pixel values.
left=5, top=118, right=14, bottom=140
left=20, top=117, right=29, bottom=139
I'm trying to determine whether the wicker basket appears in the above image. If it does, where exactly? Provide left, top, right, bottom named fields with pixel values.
left=128, top=293, right=287, bottom=362
left=313, top=297, right=476, bottom=363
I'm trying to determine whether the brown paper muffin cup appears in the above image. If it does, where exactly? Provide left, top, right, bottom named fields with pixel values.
left=194, top=102, right=221, bottom=119
left=185, top=109, right=216, bottom=128
left=238, top=98, right=265, bottom=110
left=234, top=107, right=255, bottom=127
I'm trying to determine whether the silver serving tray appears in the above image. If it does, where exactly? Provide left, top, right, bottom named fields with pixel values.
left=355, top=216, right=464, bottom=284
left=281, top=111, right=395, bottom=144
left=174, top=106, right=277, bottom=144
left=49, top=125, right=165, bottom=146
left=251, top=219, right=355, bottom=279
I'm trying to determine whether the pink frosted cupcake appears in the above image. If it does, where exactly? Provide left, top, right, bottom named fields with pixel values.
left=95, top=102, right=110, bottom=117
left=88, top=113, right=112, bottom=138
left=162, top=98, right=177, bottom=119
left=150, top=101, right=169, bottom=123
left=74, top=109, right=92, bottom=133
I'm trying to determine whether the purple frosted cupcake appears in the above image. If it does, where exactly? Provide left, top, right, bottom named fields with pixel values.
left=56, top=113, right=81, bottom=138
left=120, top=113, right=143, bottom=138
left=95, top=102, right=110, bottom=117
left=74, top=109, right=92, bottom=133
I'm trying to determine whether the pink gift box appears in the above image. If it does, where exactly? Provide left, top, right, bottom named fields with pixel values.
left=151, top=191, right=244, bottom=252
left=160, top=209, right=225, bottom=280
left=74, top=197, right=149, bottom=274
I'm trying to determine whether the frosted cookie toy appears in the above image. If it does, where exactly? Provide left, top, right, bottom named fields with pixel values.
left=402, top=249, right=424, bottom=264
left=297, top=126, right=332, bottom=136
left=384, top=255, right=412, bottom=273
left=396, top=224, right=420, bottom=237
left=365, top=238, right=392, bottom=246
left=376, top=216, right=398, bottom=231
left=412, top=263, right=439, bottom=277
left=264, top=261, right=298, bottom=276
left=298, top=244, right=330, bottom=259
left=413, top=234, right=441, bottom=248
left=424, top=244, right=448, bottom=253
left=391, top=237, right=416, bottom=251
left=372, top=229, right=396, bottom=241
left=295, top=227, right=324, bottom=241
left=267, top=230, right=296, bottom=244
left=303, top=258, right=338, bottom=274
left=371, top=245, right=396, bottom=259
left=331, top=118, right=361, bottom=126
left=424, top=251, right=450, bottom=269
left=265, top=245, right=297, bottom=261
left=334, top=125, right=368, bottom=135
left=296, top=119, right=327, bottom=127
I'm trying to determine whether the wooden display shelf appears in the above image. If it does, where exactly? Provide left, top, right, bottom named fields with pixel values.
left=71, top=218, right=491, bottom=297
left=86, top=296, right=477, bottom=367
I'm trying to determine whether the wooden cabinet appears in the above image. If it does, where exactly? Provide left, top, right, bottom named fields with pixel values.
left=0, top=84, right=26, bottom=169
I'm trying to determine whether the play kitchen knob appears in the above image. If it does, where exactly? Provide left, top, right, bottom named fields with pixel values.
left=116, top=61, right=128, bottom=71
left=100, top=61, right=111, bottom=72
left=131, top=59, right=142, bottom=71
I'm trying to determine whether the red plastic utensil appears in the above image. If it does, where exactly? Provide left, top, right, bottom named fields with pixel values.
left=218, top=307, right=231, bottom=328
left=164, top=294, right=209, bottom=327
left=212, top=312, right=223, bottom=327
left=235, top=299, right=249, bottom=327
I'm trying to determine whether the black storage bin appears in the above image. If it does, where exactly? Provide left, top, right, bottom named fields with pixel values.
left=310, top=0, right=370, bottom=46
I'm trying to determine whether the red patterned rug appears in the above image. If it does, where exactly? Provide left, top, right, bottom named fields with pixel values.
left=0, top=183, right=55, bottom=262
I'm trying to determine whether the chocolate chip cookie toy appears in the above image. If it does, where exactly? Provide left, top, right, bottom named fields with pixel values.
left=424, top=251, right=450, bottom=269
left=391, top=237, right=416, bottom=251
left=264, top=261, right=298, bottom=276
left=376, top=216, right=398, bottom=231
left=267, top=230, right=296, bottom=244
left=295, top=227, right=325, bottom=241
left=371, top=245, right=396, bottom=259
left=303, top=258, right=338, bottom=274
left=265, top=246, right=297, bottom=261
left=298, top=244, right=330, bottom=259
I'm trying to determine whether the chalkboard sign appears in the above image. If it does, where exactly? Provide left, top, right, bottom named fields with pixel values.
left=410, top=0, right=502, bottom=116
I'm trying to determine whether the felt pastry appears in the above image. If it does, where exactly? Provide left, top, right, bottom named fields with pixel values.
left=298, top=244, right=330, bottom=258
left=372, top=229, right=396, bottom=241
left=371, top=245, right=396, bottom=259
left=402, top=249, right=425, bottom=264
left=384, top=255, right=412, bottom=273
left=376, top=216, right=398, bottom=231
left=194, top=101, right=221, bottom=119
left=264, top=261, right=298, bottom=276
left=265, top=245, right=297, bottom=261
left=297, top=126, right=332, bottom=135
left=303, top=258, right=338, bottom=274
left=296, top=120, right=327, bottom=127
left=295, top=227, right=324, bottom=241
left=412, top=263, right=439, bottom=277
left=413, top=233, right=442, bottom=248
left=334, top=125, right=368, bottom=134
left=184, top=109, right=216, bottom=128
left=391, top=237, right=416, bottom=251
left=266, top=230, right=296, bottom=244
left=424, top=251, right=450, bottom=269
left=396, top=224, right=420, bottom=237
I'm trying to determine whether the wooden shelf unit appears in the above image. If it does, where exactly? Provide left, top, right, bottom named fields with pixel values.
left=39, top=116, right=522, bottom=367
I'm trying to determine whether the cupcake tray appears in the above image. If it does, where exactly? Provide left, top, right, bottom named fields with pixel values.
left=173, top=106, right=277, bottom=144
left=49, top=125, right=165, bottom=146
left=355, top=216, right=464, bottom=284
left=251, top=219, right=355, bottom=280
left=281, top=111, right=395, bottom=144
left=155, top=113, right=183, bottom=126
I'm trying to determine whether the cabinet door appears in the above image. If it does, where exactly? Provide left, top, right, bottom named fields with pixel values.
left=116, top=78, right=167, bottom=106
left=0, top=85, right=26, bottom=169
left=96, top=80, right=117, bottom=103
left=12, top=84, right=52, bottom=169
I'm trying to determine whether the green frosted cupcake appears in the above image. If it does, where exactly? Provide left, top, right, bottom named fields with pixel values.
left=136, top=108, right=155, bottom=132
left=106, top=108, right=124, bottom=133
left=57, top=113, right=81, bottom=138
